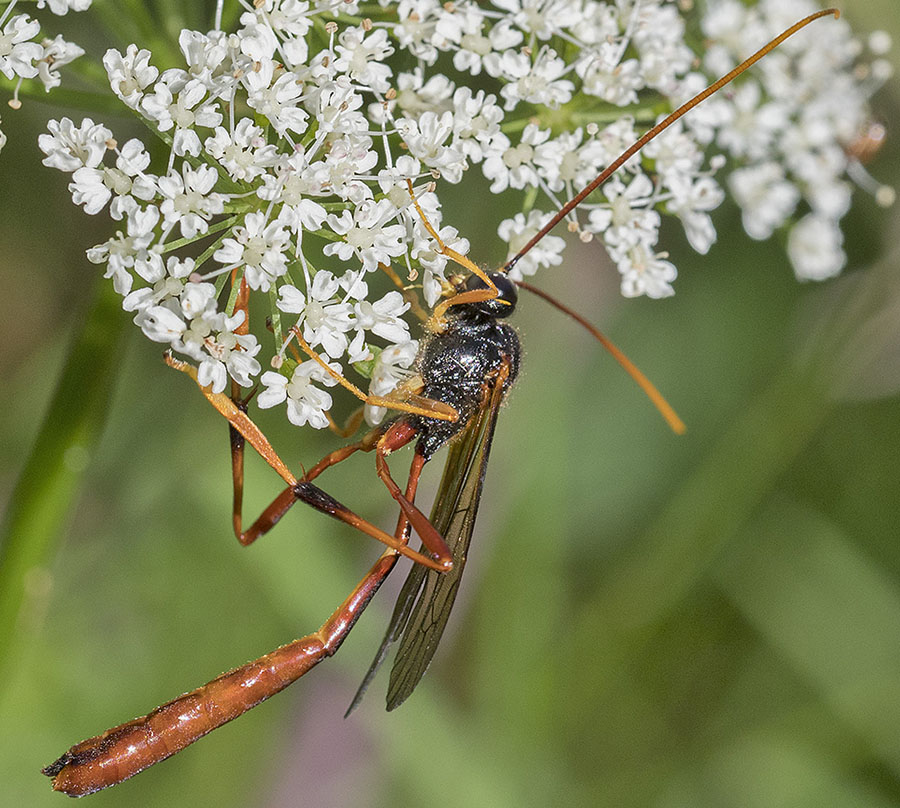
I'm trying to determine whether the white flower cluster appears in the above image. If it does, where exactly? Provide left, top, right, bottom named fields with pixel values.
left=36, top=0, right=890, bottom=431
left=697, top=0, right=894, bottom=281
left=0, top=0, right=90, bottom=132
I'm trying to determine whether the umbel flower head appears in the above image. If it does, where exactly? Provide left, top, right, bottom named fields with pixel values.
left=35, top=0, right=892, bottom=431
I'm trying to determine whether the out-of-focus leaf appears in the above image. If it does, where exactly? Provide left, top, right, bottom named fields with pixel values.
left=659, top=734, right=900, bottom=808
left=0, top=277, right=126, bottom=686
left=572, top=362, right=830, bottom=643
left=715, top=499, right=900, bottom=777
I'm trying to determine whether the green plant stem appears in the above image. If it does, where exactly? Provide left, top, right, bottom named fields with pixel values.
left=162, top=214, right=240, bottom=254
left=500, top=103, right=658, bottom=135
left=13, top=86, right=126, bottom=116
left=0, top=276, right=127, bottom=688
left=268, top=284, right=283, bottom=346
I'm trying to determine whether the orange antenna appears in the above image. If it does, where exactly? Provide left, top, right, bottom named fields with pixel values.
left=504, top=8, right=840, bottom=273
left=516, top=280, right=686, bottom=434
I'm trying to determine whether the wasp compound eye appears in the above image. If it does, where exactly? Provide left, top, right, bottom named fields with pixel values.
left=464, top=271, right=517, bottom=318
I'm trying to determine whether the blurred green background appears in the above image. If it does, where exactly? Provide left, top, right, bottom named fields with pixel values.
left=3, top=3, right=900, bottom=806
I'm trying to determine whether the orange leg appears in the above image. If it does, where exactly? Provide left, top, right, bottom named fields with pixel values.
left=374, top=423, right=452, bottom=564
left=290, top=422, right=452, bottom=571
left=166, top=353, right=449, bottom=570
left=301, top=420, right=451, bottom=565
left=325, top=405, right=366, bottom=439
left=404, top=179, right=504, bottom=331
left=235, top=469, right=449, bottom=571
left=229, top=413, right=380, bottom=546
left=44, top=450, right=429, bottom=797
left=288, top=327, right=458, bottom=422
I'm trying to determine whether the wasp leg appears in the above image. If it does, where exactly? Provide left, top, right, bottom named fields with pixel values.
left=379, top=260, right=429, bottom=324
left=287, top=327, right=458, bottom=422
left=373, top=421, right=453, bottom=566
left=325, top=405, right=366, bottom=439
left=165, top=352, right=448, bottom=570
left=45, top=445, right=429, bottom=796
left=404, top=179, right=504, bottom=331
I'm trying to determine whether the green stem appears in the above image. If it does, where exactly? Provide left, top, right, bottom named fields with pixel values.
left=0, top=276, right=127, bottom=687
left=13, top=86, right=126, bottom=116
left=162, top=214, right=240, bottom=254
left=268, top=284, right=283, bottom=347
left=500, top=103, right=659, bottom=135
left=521, top=184, right=539, bottom=214
left=194, top=229, right=231, bottom=272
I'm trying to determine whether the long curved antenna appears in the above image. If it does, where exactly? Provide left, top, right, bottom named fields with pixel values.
left=516, top=281, right=686, bottom=434
left=503, top=8, right=840, bottom=273
left=404, top=180, right=510, bottom=330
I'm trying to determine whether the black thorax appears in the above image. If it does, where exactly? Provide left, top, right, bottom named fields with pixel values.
left=405, top=273, right=521, bottom=461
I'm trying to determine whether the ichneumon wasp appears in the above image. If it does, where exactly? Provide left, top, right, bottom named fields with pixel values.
left=43, top=9, right=839, bottom=796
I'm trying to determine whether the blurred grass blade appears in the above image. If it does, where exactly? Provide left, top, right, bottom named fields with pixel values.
left=715, top=499, right=900, bottom=777
left=662, top=734, right=900, bottom=808
left=595, top=363, right=829, bottom=631
left=0, top=276, right=126, bottom=686
left=560, top=358, right=832, bottom=734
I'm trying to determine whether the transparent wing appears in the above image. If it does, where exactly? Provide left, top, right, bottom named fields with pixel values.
left=344, top=555, right=427, bottom=716
left=385, top=362, right=510, bottom=711
left=346, top=361, right=512, bottom=714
